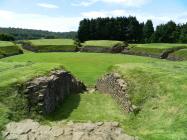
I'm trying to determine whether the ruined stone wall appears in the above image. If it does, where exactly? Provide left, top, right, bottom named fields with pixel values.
left=81, top=43, right=127, bottom=53
left=80, top=46, right=111, bottom=53
left=96, top=73, right=133, bottom=112
left=23, top=70, right=86, bottom=115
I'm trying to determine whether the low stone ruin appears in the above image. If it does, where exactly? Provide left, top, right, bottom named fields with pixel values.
left=80, top=42, right=128, bottom=53
left=22, top=70, right=86, bottom=115
left=96, top=73, right=133, bottom=112
left=3, top=119, right=137, bottom=140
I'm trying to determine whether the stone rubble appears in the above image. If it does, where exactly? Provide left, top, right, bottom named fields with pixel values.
left=3, top=119, right=138, bottom=140
left=96, top=73, right=134, bottom=112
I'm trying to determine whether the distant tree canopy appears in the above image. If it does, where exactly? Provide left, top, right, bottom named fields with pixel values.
left=143, top=20, right=154, bottom=43
left=78, top=17, right=144, bottom=43
left=0, top=27, right=77, bottom=40
left=0, top=33, right=15, bottom=41
left=78, top=16, right=187, bottom=43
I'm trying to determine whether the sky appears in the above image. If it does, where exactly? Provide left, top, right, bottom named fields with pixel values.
left=0, top=0, right=187, bottom=32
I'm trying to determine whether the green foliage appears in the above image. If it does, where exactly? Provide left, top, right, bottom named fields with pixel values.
left=179, top=24, right=187, bottom=43
left=78, top=17, right=187, bottom=43
left=143, top=20, right=154, bottom=43
left=78, top=17, right=143, bottom=43
left=0, top=27, right=77, bottom=40
left=0, top=34, right=15, bottom=41
left=152, top=21, right=179, bottom=43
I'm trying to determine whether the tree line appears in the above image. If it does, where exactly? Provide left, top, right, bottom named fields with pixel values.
left=0, top=27, right=77, bottom=41
left=78, top=16, right=187, bottom=43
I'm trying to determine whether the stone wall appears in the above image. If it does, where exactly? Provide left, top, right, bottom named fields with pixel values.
left=96, top=73, right=133, bottom=112
left=23, top=70, right=86, bottom=115
left=80, top=46, right=111, bottom=53
left=81, top=43, right=127, bottom=53
left=3, top=119, right=137, bottom=140
left=122, top=49, right=161, bottom=59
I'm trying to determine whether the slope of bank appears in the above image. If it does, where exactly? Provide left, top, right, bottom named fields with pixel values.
left=105, top=62, right=187, bottom=139
left=0, top=41, right=23, bottom=58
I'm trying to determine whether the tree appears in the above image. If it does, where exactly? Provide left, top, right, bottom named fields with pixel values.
left=152, top=21, right=178, bottom=43
left=143, top=20, right=154, bottom=43
left=179, top=23, right=187, bottom=43
left=0, top=34, right=15, bottom=41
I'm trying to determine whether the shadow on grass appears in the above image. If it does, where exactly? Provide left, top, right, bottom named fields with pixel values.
left=45, top=94, right=80, bottom=121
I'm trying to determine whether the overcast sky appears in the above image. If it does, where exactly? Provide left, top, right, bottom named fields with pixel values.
left=0, top=0, right=187, bottom=32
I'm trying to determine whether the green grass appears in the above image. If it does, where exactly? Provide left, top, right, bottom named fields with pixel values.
left=112, top=62, right=187, bottom=140
left=46, top=93, right=125, bottom=122
left=1, top=53, right=158, bottom=86
left=129, top=43, right=187, bottom=56
left=82, top=40, right=122, bottom=48
left=0, top=41, right=22, bottom=58
left=0, top=61, right=62, bottom=132
left=169, top=49, right=187, bottom=60
left=0, top=41, right=15, bottom=47
left=28, top=39, right=76, bottom=52
left=1, top=52, right=187, bottom=139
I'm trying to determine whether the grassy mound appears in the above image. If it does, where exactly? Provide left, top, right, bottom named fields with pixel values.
left=82, top=40, right=122, bottom=48
left=1, top=52, right=187, bottom=139
left=129, top=43, right=187, bottom=57
left=26, top=39, right=76, bottom=52
left=0, top=61, right=62, bottom=133
left=168, top=49, right=187, bottom=60
left=112, top=62, right=187, bottom=139
left=1, top=53, right=157, bottom=86
left=0, top=41, right=22, bottom=58
left=46, top=93, right=125, bottom=122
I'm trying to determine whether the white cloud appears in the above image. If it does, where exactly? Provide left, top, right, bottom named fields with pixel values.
left=0, top=10, right=80, bottom=32
left=72, top=0, right=98, bottom=7
left=102, top=0, right=149, bottom=6
left=81, top=9, right=187, bottom=27
left=81, top=10, right=127, bottom=18
left=37, top=3, right=59, bottom=9
left=0, top=9, right=186, bottom=32
left=72, top=0, right=149, bottom=7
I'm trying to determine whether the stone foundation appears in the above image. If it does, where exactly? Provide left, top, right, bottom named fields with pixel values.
left=3, top=119, right=137, bottom=140
left=23, top=70, right=86, bottom=115
left=81, top=43, right=127, bottom=53
left=96, top=73, right=133, bottom=112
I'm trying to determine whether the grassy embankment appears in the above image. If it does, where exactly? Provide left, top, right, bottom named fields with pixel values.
left=26, top=39, right=76, bottom=52
left=112, top=62, right=187, bottom=140
left=129, top=43, right=187, bottom=57
left=0, top=41, right=187, bottom=139
left=0, top=41, right=22, bottom=58
left=0, top=61, right=62, bottom=131
left=82, top=40, right=122, bottom=48
left=169, top=49, right=187, bottom=60
left=0, top=53, right=155, bottom=134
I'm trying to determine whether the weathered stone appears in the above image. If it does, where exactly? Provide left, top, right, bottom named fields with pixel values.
left=96, top=122, right=104, bottom=126
left=51, top=126, right=64, bottom=137
left=23, top=70, right=86, bottom=115
left=3, top=119, right=137, bottom=140
left=96, top=73, right=133, bottom=112
left=72, top=131, right=85, bottom=140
